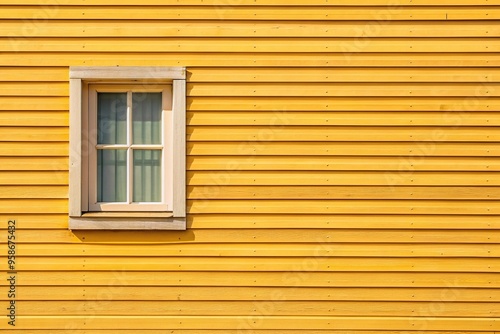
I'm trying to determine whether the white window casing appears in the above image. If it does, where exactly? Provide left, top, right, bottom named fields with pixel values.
left=68, top=66, right=186, bottom=230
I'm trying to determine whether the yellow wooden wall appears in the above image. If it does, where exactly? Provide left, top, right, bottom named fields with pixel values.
left=1, top=0, right=500, bottom=332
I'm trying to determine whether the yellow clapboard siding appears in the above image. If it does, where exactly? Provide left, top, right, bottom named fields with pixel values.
left=187, top=111, right=500, bottom=126
left=187, top=199, right=500, bottom=215
left=187, top=96, right=497, bottom=111
left=0, top=96, right=68, bottom=110
left=3, top=38, right=500, bottom=53
left=3, top=256, right=499, bottom=272
left=187, top=186, right=500, bottom=200
left=187, top=83, right=499, bottom=97
left=5, top=331, right=480, bottom=334
left=0, top=199, right=68, bottom=213
left=0, top=186, right=67, bottom=198
left=189, top=67, right=498, bottom=82
left=187, top=142, right=500, bottom=156
left=189, top=214, right=500, bottom=229
left=0, top=127, right=68, bottom=141
left=1, top=1, right=500, bottom=332
left=4, top=286, right=500, bottom=302
left=187, top=126, right=500, bottom=142
left=0, top=7, right=498, bottom=20
left=0, top=67, right=68, bottom=81
left=0, top=172, right=68, bottom=185
left=1, top=316, right=500, bottom=331
left=6, top=213, right=500, bottom=230
left=8, top=271, right=500, bottom=288
left=3, top=21, right=500, bottom=38
left=15, top=300, right=500, bottom=317
left=0, top=157, right=68, bottom=171
left=187, top=156, right=500, bottom=171
left=13, top=243, right=500, bottom=257
left=3, top=52, right=500, bottom=67
left=4, top=229, right=500, bottom=244
left=0, top=82, right=68, bottom=96
left=0, top=142, right=68, bottom=156
left=187, top=171, right=500, bottom=186
left=0, top=111, right=68, bottom=126
left=4, top=0, right=500, bottom=5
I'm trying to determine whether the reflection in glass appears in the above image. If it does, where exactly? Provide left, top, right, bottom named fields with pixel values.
left=97, top=150, right=127, bottom=202
left=132, top=93, right=162, bottom=145
left=97, top=93, right=127, bottom=144
left=133, top=150, right=161, bottom=202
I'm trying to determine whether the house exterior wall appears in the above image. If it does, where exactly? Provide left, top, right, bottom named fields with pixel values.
left=1, top=0, right=500, bottom=332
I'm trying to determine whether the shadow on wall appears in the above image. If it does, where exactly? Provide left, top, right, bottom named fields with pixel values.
left=72, top=229, right=196, bottom=243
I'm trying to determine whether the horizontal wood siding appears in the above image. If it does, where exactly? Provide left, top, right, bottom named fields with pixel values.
left=0, top=1, right=499, bottom=332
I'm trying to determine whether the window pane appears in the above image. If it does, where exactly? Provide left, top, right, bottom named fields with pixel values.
left=132, top=93, right=162, bottom=145
left=98, top=93, right=127, bottom=144
left=133, top=150, right=161, bottom=202
left=97, top=149, right=127, bottom=202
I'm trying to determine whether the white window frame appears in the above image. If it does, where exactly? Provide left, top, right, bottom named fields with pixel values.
left=69, top=66, right=186, bottom=230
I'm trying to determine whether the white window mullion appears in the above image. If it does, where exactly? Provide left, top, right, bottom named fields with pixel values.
left=127, top=91, right=133, bottom=204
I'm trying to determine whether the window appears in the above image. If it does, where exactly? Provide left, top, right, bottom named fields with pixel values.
left=69, top=67, right=186, bottom=230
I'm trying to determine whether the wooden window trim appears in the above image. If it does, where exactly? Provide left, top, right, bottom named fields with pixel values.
left=69, top=66, right=186, bottom=230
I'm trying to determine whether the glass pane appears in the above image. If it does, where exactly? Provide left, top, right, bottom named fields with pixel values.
left=133, top=150, right=161, bottom=202
left=132, top=93, right=162, bottom=145
left=98, top=93, right=127, bottom=144
left=97, top=149, right=127, bottom=202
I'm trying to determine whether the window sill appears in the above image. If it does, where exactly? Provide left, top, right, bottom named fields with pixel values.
left=69, top=215, right=186, bottom=230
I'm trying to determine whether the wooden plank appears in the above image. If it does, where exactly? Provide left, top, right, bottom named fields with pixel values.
left=4, top=213, right=499, bottom=230
left=0, top=214, right=67, bottom=229
left=0, top=157, right=68, bottom=171
left=187, top=199, right=500, bottom=215
left=2, top=0, right=499, bottom=5
left=8, top=271, right=500, bottom=288
left=0, top=96, right=68, bottom=110
left=6, top=213, right=500, bottom=230
left=187, top=96, right=498, bottom=112
left=187, top=126, right=500, bottom=142
left=3, top=229, right=500, bottom=244
left=0, top=127, right=68, bottom=141
left=0, top=171, right=68, bottom=185
left=173, top=79, right=187, bottom=218
left=2, top=21, right=499, bottom=38
left=5, top=332, right=496, bottom=334
left=70, top=65, right=185, bottom=80
left=3, top=37, right=500, bottom=53
left=1, top=315, right=500, bottom=331
left=187, top=171, right=500, bottom=186
left=187, top=186, right=500, bottom=200
left=4, top=255, right=500, bottom=272
left=3, top=52, right=500, bottom=67
left=187, top=83, right=500, bottom=97
left=0, top=199, right=68, bottom=213
left=3, top=286, right=500, bottom=302
left=14, top=300, right=500, bottom=317
left=0, top=142, right=68, bottom=156
left=0, top=7, right=498, bottom=21
left=187, top=111, right=500, bottom=126
left=0, top=186, right=67, bottom=198
left=189, top=67, right=500, bottom=82
left=187, top=214, right=500, bottom=230
left=0, top=111, right=68, bottom=126
left=0, top=82, right=68, bottom=96
left=187, top=156, right=500, bottom=171
left=0, top=67, right=68, bottom=81
left=12, top=243, right=500, bottom=258
left=68, top=77, right=82, bottom=217
left=187, top=142, right=500, bottom=157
